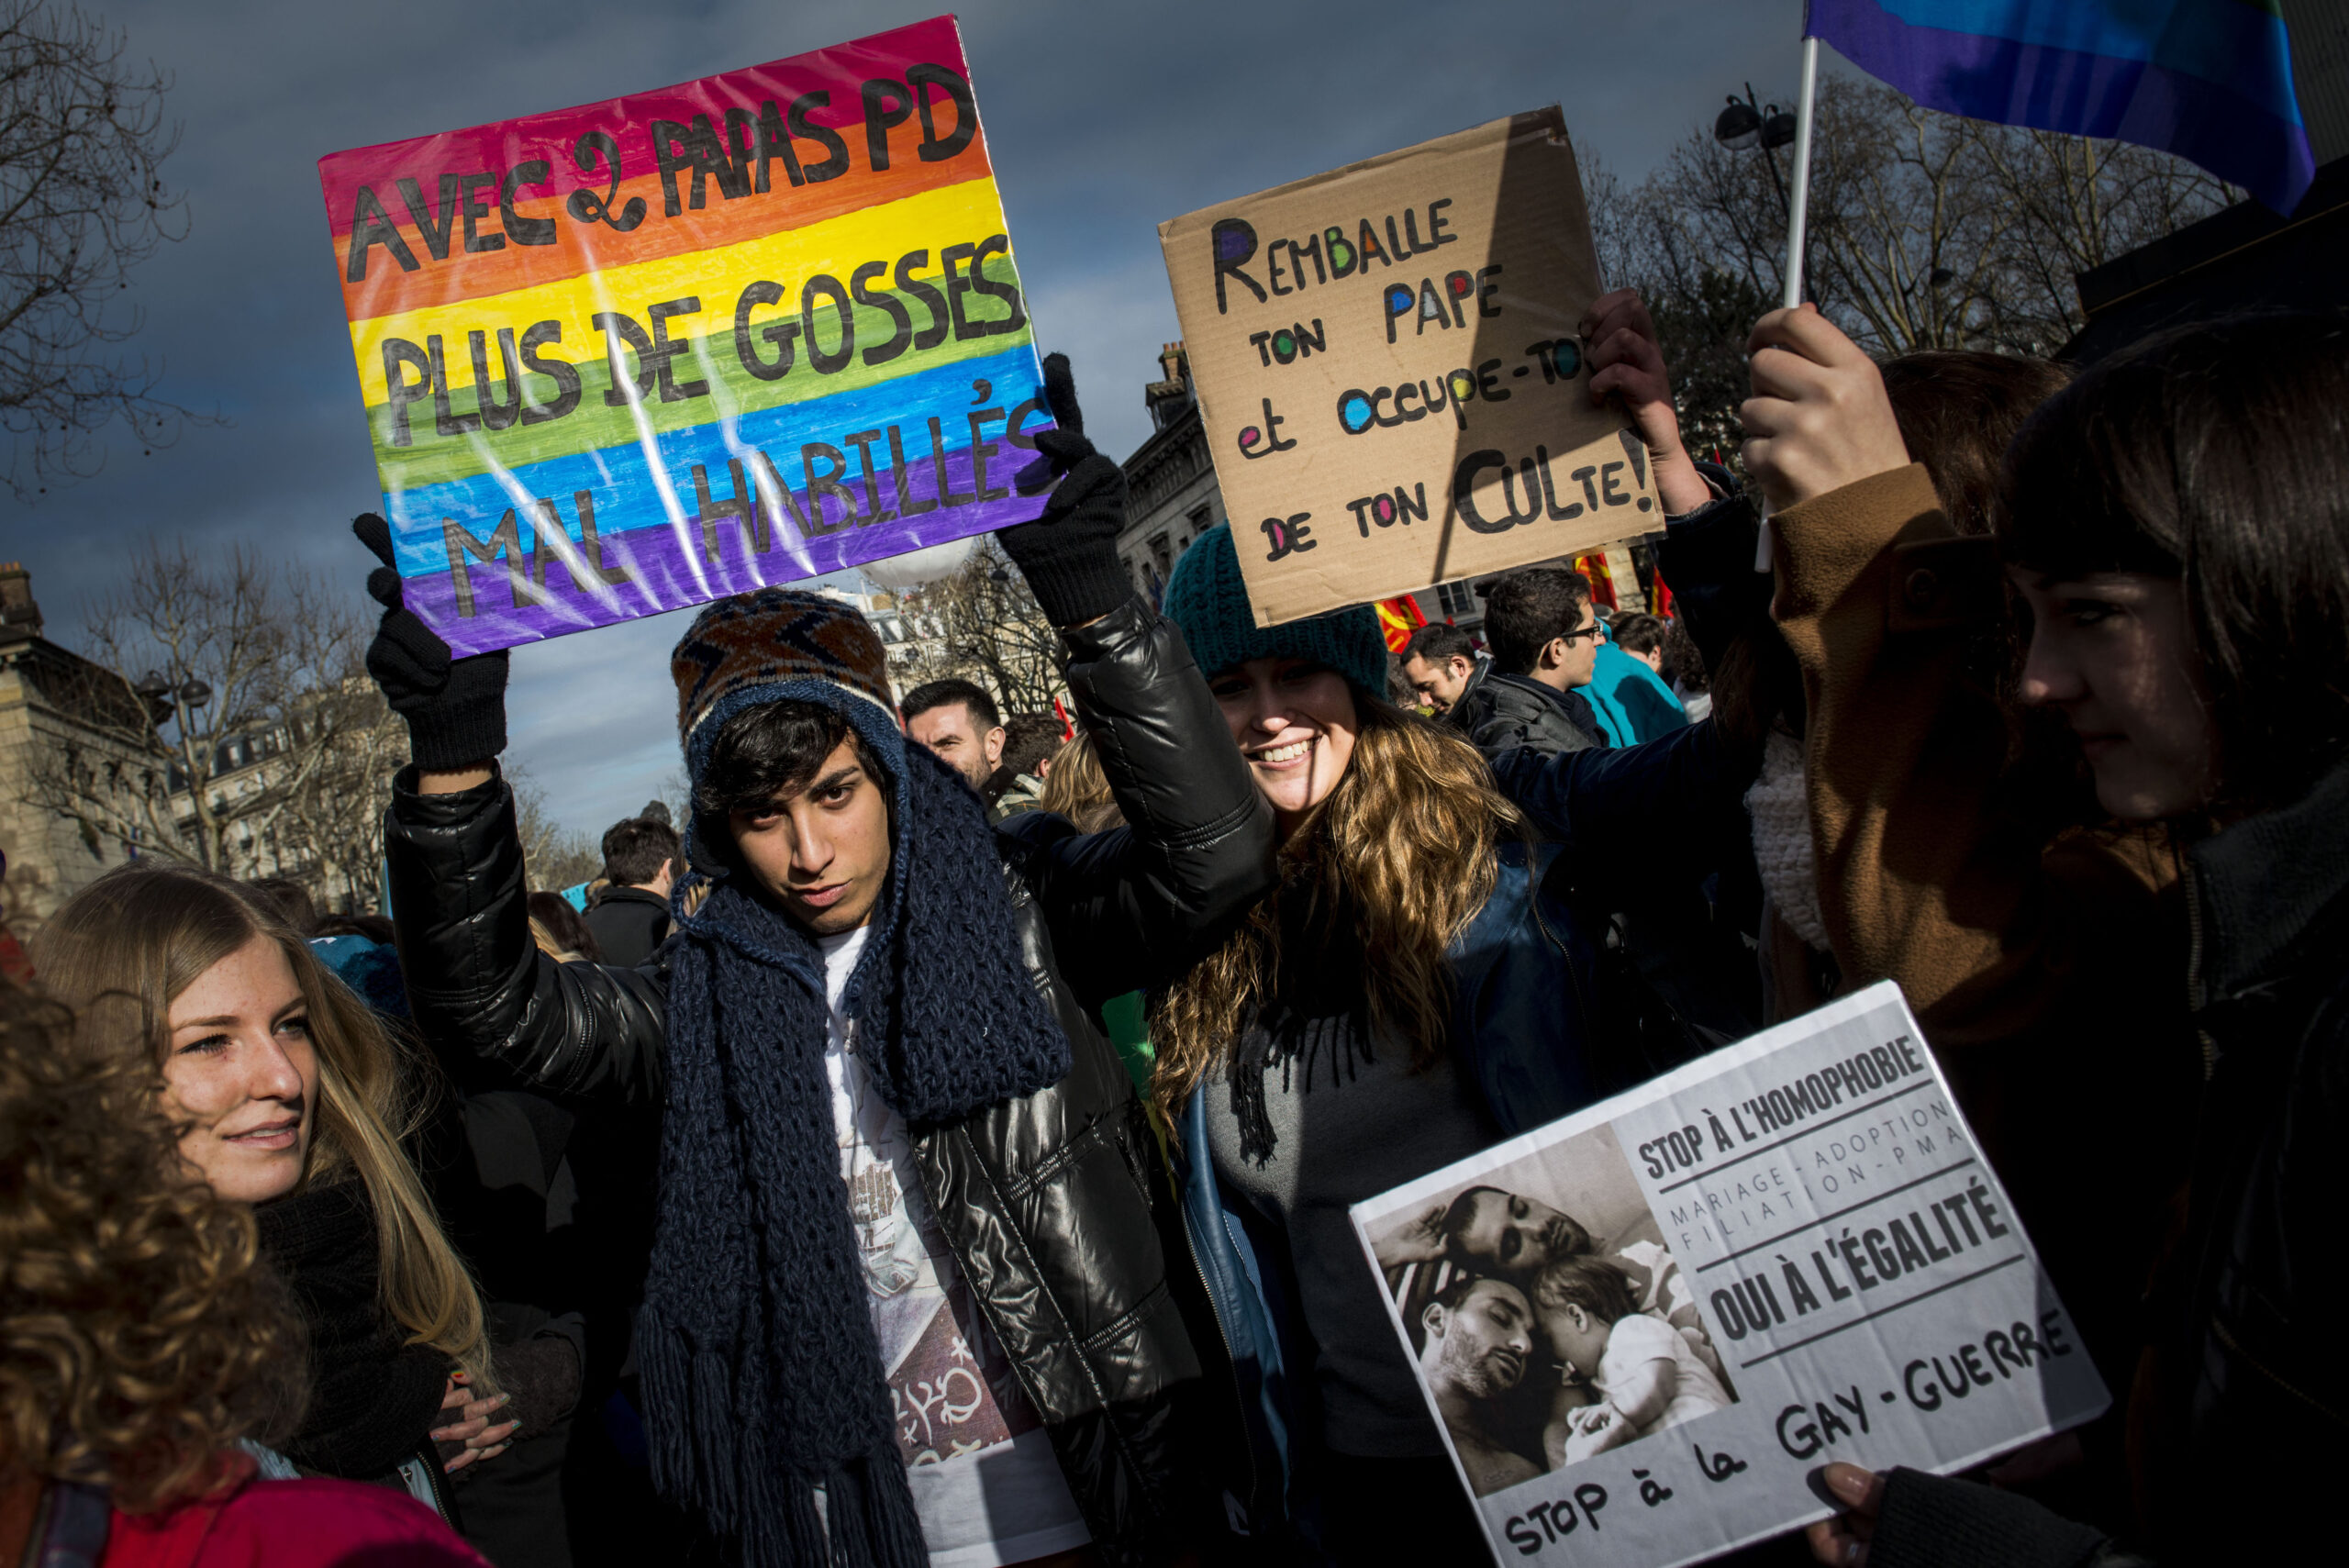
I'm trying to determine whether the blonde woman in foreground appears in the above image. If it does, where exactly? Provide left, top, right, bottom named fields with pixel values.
left=0, top=979, right=486, bottom=1565
left=31, top=865, right=520, bottom=1522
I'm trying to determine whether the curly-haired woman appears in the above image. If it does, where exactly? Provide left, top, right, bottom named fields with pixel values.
left=1148, top=523, right=1750, bottom=1562
left=29, top=866, right=531, bottom=1519
left=0, top=981, right=485, bottom=1565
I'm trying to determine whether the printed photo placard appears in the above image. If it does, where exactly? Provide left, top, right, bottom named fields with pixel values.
left=1351, top=982, right=2110, bottom=1567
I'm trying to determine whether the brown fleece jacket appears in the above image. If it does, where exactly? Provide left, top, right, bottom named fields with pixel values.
left=1767, top=466, right=2203, bottom=1515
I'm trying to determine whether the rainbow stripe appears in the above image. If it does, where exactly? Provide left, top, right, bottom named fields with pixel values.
left=1808, top=1, right=2314, bottom=214
left=317, top=15, right=1050, bottom=656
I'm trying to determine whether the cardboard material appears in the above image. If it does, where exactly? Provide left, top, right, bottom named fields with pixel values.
left=317, top=16, right=1050, bottom=657
left=1160, top=110, right=1653, bottom=628
left=1352, top=983, right=2110, bottom=1567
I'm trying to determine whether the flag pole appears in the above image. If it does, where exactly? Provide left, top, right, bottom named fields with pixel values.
left=1782, top=34, right=1820, bottom=309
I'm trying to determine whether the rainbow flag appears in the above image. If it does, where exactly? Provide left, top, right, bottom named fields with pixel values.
left=317, top=17, right=1052, bottom=657
left=1808, top=2, right=2315, bottom=214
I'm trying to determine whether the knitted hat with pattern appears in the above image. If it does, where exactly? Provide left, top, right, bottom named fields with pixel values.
left=1161, top=523, right=1391, bottom=696
left=670, top=587, right=906, bottom=787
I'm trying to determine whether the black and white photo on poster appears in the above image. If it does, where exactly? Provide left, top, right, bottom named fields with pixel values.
left=1364, top=1120, right=1738, bottom=1497
left=1351, top=983, right=2111, bottom=1567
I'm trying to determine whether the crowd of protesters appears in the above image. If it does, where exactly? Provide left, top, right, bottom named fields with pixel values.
left=3, top=274, right=2343, bottom=1568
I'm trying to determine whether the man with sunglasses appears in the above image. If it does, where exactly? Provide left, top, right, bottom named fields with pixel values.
left=1451, top=566, right=1609, bottom=762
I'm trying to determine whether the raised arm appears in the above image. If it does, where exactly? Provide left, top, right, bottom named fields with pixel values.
left=384, top=765, right=667, bottom=1106
left=1013, top=611, right=1275, bottom=999
left=1740, top=306, right=2173, bottom=1049
left=1488, top=719, right=1755, bottom=893
left=985, top=355, right=1276, bottom=1005
left=357, top=516, right=667, bottom=1107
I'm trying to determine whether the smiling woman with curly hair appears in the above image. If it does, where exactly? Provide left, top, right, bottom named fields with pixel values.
left=0, top=980, right=486, bottom=1564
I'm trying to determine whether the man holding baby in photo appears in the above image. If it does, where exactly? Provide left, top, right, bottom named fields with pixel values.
left=1376, top=1178, right=1736, bottom=1496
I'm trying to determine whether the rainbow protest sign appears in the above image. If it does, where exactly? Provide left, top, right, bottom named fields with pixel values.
left=318, top=16, right=1050, bottom=657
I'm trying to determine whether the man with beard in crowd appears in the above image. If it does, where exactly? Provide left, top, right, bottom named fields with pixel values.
left=1441, top=1185, right=1713, bottom=1368
left=1399, top=622, right=1488, bottom=717
left=1417, top=1276, right=1540, bottom=1496
left=902, top=677, right=1006, bottom=794
left=1449, top=569, right=1609, bottom=759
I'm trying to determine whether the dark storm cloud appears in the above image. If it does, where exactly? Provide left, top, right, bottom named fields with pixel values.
left=1, top=0, right=1818, bottom=833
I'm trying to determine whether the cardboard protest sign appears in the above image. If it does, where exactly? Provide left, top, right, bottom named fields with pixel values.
left=1351, top=983, right=2108, bottom=1568
left=318, top=17, right=1051, bottom=657
left=1160, top=110, right=1653, bottom=628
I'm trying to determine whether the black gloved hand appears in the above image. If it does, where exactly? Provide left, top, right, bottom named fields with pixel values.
left=353, top=514, right=509, bottom=772
left=1001, top=353, right=1132, bottom=627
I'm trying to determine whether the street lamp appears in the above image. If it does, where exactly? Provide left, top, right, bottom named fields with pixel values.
left=132, top=669, right=211, bottom=729
left=1715, top=83, right=1798, bottom=210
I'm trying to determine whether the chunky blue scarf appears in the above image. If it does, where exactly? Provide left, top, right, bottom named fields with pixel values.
left=634, top=740, right=1073, bottom=1568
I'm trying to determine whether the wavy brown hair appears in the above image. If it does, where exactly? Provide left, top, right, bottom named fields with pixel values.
left=28, top=864, right=495, bottom=1392
left=1037, top=729, right=1124, bottom=833
left=1151, top=696, right=1520, bottom=1107
left=0, top=982, right=306, bottom=1512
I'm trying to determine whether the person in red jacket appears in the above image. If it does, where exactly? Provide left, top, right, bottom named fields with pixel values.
left=0, top=979, right=485, bottom=1568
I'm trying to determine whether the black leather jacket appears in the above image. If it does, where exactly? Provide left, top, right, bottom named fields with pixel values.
left=383, top=599, right=1276, bottom=1567
left=581, top=884, right=670, bottom=968
left=1452, top=668, right=1606, bottom=758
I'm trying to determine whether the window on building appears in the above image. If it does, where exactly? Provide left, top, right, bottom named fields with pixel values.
left=1436, top=580, right=1477, bottom=618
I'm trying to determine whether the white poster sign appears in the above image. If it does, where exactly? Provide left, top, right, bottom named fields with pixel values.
left=1350, top=982, right=2109, bottom=1566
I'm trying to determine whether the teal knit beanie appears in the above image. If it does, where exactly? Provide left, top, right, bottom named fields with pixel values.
left=1162, top=524, right=1392, bottom=695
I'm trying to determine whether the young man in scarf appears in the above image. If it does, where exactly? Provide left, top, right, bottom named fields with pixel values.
left=360, top=361, right=1274, bottom=1568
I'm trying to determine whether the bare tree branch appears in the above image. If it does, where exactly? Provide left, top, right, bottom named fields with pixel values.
left=1607, top=78, right=2241, bottom=449
left=18, top=537, right=390, bottom=910
left=0, top=1, right=216, bottom=500
left=885, top=542, right=1070, bottom=717
left=507, top=766, right=602, bottom=892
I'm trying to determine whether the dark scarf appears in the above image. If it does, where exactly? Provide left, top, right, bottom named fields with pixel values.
left=256, top=1180, right=448, bottom=1479
left=1229, top=893, right=1376, bottom=1167
left=636, top=743, right=1073, bottom=1568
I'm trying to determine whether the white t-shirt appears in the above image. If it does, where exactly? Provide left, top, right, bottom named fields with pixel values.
left=1595, top=1310, right=1733, bottom=1439
left=818, top=926, right=1090, bottom=1568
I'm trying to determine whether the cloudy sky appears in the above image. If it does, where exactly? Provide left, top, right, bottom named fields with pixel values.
left=3, top=0, right=1843, bottom=836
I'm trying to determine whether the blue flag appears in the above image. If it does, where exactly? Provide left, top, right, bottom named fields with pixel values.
left=1807, top=1, right=2316, bottom=212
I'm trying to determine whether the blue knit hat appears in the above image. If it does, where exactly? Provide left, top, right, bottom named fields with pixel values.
left=1161, top=524, right=1391, bottom=695
left=670, top=587, right=908, bottom=872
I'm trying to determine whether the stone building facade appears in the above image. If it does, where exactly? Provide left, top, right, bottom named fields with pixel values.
left=0, top=563, right=162, bottom=931
left=1115, top=343, right=1223, bottom=606
left=0, top=562, right=411, bottom=930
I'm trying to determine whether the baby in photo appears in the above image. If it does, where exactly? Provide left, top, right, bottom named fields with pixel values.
left=1532, top=1255, right=1731, bottom=1467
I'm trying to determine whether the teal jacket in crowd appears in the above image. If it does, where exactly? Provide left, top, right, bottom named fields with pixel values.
left=1585, top=639, right=1690, bottom=747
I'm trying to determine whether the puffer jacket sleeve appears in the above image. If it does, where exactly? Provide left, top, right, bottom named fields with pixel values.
left=384, top=765, right=668, bottom=1107
left=1000, top=597, right=1276, bottom=1008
